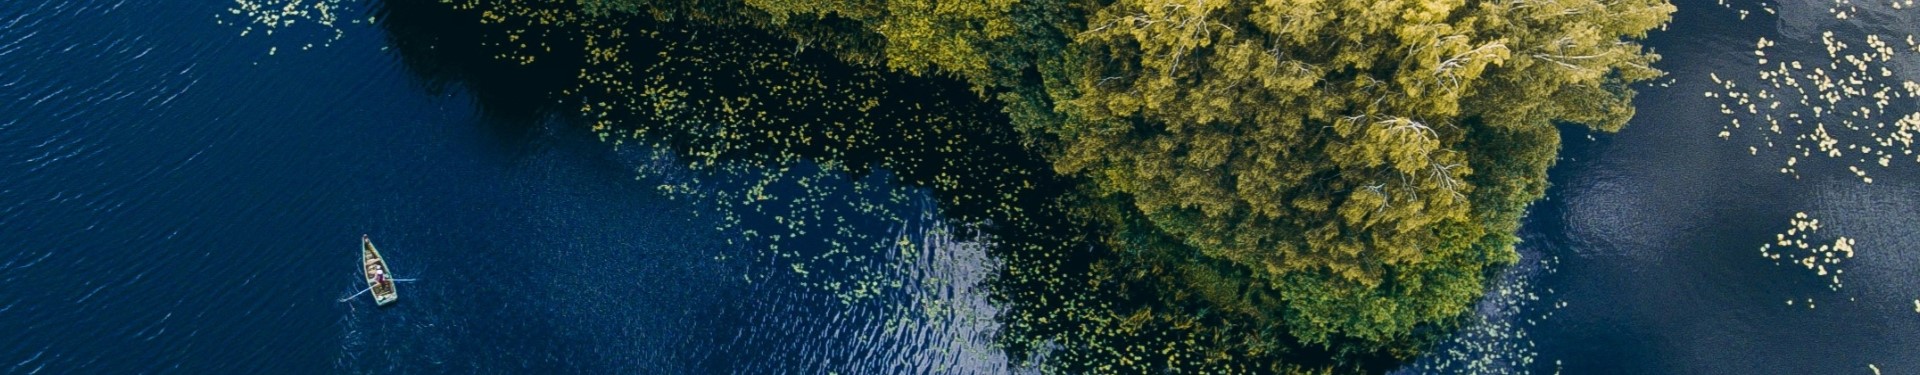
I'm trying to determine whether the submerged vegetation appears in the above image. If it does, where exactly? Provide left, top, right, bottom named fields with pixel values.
left=397, top=0, right=1672, bottom=371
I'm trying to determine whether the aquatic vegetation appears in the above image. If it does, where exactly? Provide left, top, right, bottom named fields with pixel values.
left=1703, top=0, right=1918, bottom=318
left=408, top=0, right=1671, bottom=371
left=1709, top=11, right=1920, bottom=183
left=217, top=0, right=368, bottom=53
left=1398, top=251, right=1568, bottom=374
left=567, top=0, right=1670, bottom=360
left=390, top=4, right=1140, bottom=371
left=1762, top=212, right=1856, bottom=298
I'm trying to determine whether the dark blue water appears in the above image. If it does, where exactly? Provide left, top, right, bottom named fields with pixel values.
left=2, top=0, right=719, bottom=371
left=1519, top=0, right=1920, bottom=371
left=0, top=0, right=1015, bottom=373
left=1406, top=0, right=1920, bottom=372
left=4, top=0, right=1918, bottom=374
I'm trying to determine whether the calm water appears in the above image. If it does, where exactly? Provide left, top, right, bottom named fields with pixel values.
left=1408, top=0, right=1920, bottom=372
left=0, top=0, right=1914, bottom=374
left=0, top=0, right=1007, bottom=373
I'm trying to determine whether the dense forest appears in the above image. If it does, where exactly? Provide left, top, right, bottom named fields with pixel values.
left=423, top=0, right=1673, bottom=372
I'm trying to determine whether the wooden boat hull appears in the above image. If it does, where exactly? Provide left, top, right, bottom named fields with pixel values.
left=361, top=235, right=398, bottom=306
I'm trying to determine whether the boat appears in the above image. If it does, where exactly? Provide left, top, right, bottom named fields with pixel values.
left=361, top=234, right=398, bottom=306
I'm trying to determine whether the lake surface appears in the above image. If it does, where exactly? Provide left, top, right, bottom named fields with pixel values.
left=0, top=0, right=1914, bottom=374
left=0, top=0, right=1010, bottom=373
left=1408, top=0, right=1920, bottom=372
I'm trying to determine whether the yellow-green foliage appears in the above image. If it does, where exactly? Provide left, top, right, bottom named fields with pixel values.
left=468, top=0, right=1672, bottom=370
left=1054, top=0, right=1672, bottom=346
left=577, top=0, right=1029, bottom=83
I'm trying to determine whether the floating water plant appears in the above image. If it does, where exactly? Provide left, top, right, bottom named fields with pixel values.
left=427, top=0, right=1674, bottom=372
left=217, top=0, right=358, bottom=53
left=1760, top=212, right=1857, bottom=294
left=1401, top=253, right=1569, bottom=374
left=1709, top=9, right=1920, bottom=183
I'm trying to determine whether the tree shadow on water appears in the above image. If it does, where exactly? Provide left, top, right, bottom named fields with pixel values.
left=365, top=2, right=1124, bottom=369
left=366, top=0, right=1408, bottom=372
left=372, top=0, right=587, bottom=154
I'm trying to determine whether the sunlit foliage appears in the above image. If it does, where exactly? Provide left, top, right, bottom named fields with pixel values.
left=1057, top=0, right=1672, bottom=343
left=427, top=0, right=1672, bottom=371
left=576, top=0, right=1671, bottom=350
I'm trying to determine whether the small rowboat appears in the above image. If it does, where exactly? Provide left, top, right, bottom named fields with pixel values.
left=361, top=234, right=398, bottom=306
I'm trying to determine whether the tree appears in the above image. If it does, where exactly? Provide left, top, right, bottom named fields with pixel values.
left=489, top=0, right=1673, bottom=368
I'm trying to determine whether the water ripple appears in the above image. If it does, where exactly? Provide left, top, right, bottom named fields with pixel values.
left=10, top=350, right=44, bottom=374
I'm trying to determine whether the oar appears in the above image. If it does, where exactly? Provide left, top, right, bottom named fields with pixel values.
left=338, top=287, right=372, bottom=302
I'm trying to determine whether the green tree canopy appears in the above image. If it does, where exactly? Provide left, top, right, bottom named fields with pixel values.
left=1049, top=0, right=1670, bottom=345
left=550, top=0, right=1672, bottom=367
